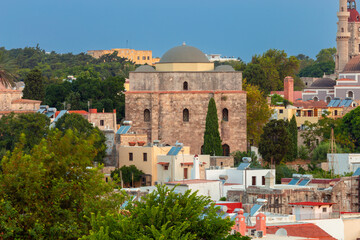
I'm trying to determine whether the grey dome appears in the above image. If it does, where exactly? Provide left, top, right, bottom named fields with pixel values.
left=309, top=78, right=336, bottom=89
left=159, top=45, right=209, bottom=63
left=215, top=65, right=235, bottom=72
left=134, top=65, right=156, bottom=72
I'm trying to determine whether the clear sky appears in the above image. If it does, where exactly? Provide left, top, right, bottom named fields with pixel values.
left=1, top=0, right=338, bottom=62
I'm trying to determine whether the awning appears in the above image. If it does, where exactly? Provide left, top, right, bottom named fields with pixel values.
left=158, top=162, right=170, bottom=166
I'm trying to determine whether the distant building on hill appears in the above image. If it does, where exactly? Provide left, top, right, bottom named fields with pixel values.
left=87, top=48, right=160, bottom=65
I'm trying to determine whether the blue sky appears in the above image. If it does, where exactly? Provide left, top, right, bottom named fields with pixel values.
left=1, top=0, right=338, bottom=62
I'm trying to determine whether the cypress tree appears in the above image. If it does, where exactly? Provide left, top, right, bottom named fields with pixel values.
left=203, top=98, right=223, bottom=156
left=23, top=68, right=45, bottom=102
left=288, top=115, right=298, bottom=160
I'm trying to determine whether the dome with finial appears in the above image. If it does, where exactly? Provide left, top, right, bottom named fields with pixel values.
left=159, top=44, right=209, bottom=63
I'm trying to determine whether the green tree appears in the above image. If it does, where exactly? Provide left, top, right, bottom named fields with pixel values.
left=111, top=165, right=144, bottom=187
left=259, top=119, right=291, bottom=165
left=203, top=98, right=223, bottom=156
left=81, top=185, right=246, bottom=240
left=0, top=50, right=18, bottom=88
left=287, top=115, right=298, bottom=161
left=55, top=113, right=106, bottom=163
left=300, top=121, right=320, bottom=154
left=316, top=47, right=336, bottom=63
left=340, top=107, right=360, bottom=150
left=312, top=141, right=344, bottom=162
left=22, top=68, right=45, bottom=101
left=0, top=130, right=124, bottom=239
left=0, top=113, right=50, bottom=159
left=244, top=82, right=272, bottom=146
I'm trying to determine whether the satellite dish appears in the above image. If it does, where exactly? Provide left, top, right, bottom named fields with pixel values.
left=275, top=228, right=288, bottom=236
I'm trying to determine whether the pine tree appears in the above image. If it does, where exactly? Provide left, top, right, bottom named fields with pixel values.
left=203, top=98, right=223, bottom=156
left=288, top=115, right=298, bottom=160
left=22, top=68, right=45, bottom=101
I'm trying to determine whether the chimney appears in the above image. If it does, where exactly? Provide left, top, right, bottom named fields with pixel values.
left=284, top=76, right=294, bottom=103
left=265, top=172, right=275, bottom=188
left=255, top=213, right=266, bottom=236
left=191, top=154, right=200, bottom=179
left=234, top=209, right=246, bottom=236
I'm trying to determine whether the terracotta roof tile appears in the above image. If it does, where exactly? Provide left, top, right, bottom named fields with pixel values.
left=267, top=223, right=337, bottom=240
left=11, top=99, right=42, bottom=104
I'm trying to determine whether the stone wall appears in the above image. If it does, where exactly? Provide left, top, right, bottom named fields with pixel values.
left=88, top=110, right=117, bottom=131
left=125, top=91, right=247, bottom=155
left=129, top=71, right=242, bottom=91
left=210, top=156, right=234, bottom=168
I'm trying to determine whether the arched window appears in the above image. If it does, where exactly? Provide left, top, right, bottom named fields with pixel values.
left=222, top=144, right=230, bottom=156
left=222, top=108, right=229, bottom=121
left=341, top=28, right=344, bottom=32
left=326, top=96, right=331, bottom=103
left=342, top=7, right=344, bottom=12
left=183, top=108, right=189, bottom=122
left=201, top=145, right=204, bottom=154
left=144, top=109, right=150, bottom=122
left=348, top=91, right=354, bottom=98
left=183, top=81, right=188, bottom=90
left=313, top=97, right=319, bottom=101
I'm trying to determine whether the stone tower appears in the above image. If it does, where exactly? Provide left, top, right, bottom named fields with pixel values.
left=336, top=0, right=351, bottom=74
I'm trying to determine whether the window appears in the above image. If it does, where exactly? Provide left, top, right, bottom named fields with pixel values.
left=341, top=28, right=344, bottom=32
left=144, top=109, right=150, bottom=122
left=142, top=56, right=146, bottom=60
left=262, top=176, right=265, bottom=185
left=143, top=153, right=147, bottom=162
left=183, top=108, right=189, bottom=122
left=183, top=81, right=188, bottom=90
left=252, top=176, right=256, bottom=186
left=313, top=96, right=319, bottom=101
left=335, top=110, right=338, bottom=116
left=222, top=144, right=230, bottom=156
left=100, top=120, right=104, bottom=126
left=222, top=108, right=229, bottom=121
left=279, top=109, right=283, bottom=114
left=201, top=145, right=204, bottom=154
left=129, top=153, right=133, bottom=161
left=326, top=97, right=331, bottom=103
left=137, top=56, right=140, bottom=60
left=147, top=56, right=150, bottom=60
left=322, top=207, right=327, bottom=213
left=348, top=91, right=354, bottom=98
left=164, top=165, right=169, bottom=170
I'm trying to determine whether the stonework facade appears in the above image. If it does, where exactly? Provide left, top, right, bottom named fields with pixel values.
left=125, top=45, right=247, bottom=155
left=0, top=83, right=41, bottom=117
left=336, top=0, right=360, bottom=74
left=87, top=48, right=160, bottom=65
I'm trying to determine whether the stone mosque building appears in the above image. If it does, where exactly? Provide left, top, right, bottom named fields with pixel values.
left=125, top=44, right=247, bottom=155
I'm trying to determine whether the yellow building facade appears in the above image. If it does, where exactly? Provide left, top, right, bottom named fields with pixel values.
left=87, top=48, right=160, bottom=65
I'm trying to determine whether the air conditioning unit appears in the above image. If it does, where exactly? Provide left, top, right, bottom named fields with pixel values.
left=256, top=231, right=264, bottom=238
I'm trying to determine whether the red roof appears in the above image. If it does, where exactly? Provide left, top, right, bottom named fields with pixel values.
left=55, top=110, right=88, bottom=118
left=11, top=99, right=41, bottom=103
left=293, top=100, right=328, bottom=108
left=157, top=162, right=169, bottom=165
left=337, top=78, right=357, bottom=81
left=349, top=8, right=360, bottom=22
left=267, top=223, right=337, bottom=240
left=289, top=202, right=335, bottom=206
left=166, top=179, right=218, bottom=185
left=215, top=202, right=242, bottom=213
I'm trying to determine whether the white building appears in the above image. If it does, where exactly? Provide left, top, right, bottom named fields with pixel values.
left=206, top=54, right=239, bottom=62
left=327, top=153, right=360, bottom=175
left=289, top=202, right=335, bottom=221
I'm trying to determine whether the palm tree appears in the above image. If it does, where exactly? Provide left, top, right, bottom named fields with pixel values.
left=0, top=51, right=18, bottom=88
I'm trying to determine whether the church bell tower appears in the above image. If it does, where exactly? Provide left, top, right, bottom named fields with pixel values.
left=336, top=0, right=351, bottom=74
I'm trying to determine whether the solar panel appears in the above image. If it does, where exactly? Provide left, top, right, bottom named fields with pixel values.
left=116, top=125, right=131, bottom=135
left=327, top=100, right=336, bottom=107
left=298, top=179, right=311, bottom=186
left=333, top=99, right=341, bottom=107
left=288, top=178, right=300, bottom=185
left=45, top=112, right=55, bottom=118
left=50, top=110, right=68, bottom=128
left=339, top=99, right=347, bottom=107
left=353, top=167, right=360, bottom=176
left=167, top=146, right=182, bottom=155
left=237, top=163, right=251, bottom=170
left=344, top=99, right=353, bottom=107
left=37, top=108, right=45, bottom=113
left=250, top=204, right=263, bottom=216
